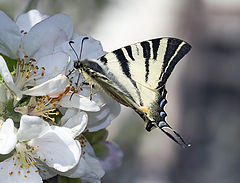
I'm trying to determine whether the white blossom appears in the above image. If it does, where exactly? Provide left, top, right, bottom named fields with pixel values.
left=0, top=115, right=82, bottom=183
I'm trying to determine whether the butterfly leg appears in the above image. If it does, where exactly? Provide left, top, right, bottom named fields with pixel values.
left=90, top=84, right=93, bottom=100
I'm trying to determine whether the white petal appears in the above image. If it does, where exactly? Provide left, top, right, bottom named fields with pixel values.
left=0, top=119, right=17, bottom=154
left=23, top=13, right=73, bottom=59
left=22, top=74, right=69, bottom=96
left=16, top=9, right=48, bottom=33
left=88, top=97, right=121, bottom=132
left=62, top=111, right=88, bottom=138
left=0, top=56, right=22, bottom=100
left=60, top=108, right=78, bottom=126
left=38, top=165, right=57, bottom=180
left=58, top=93, right=100, bottom=112
left=37, top=53, right=69, bottom=81
left=0, top=155, right=42, bottom=183
left=28, top=126, right=81, bottom=172
left=0, top=10, right=21, bottom=58
left=17, top=115, right=50, bottom=141
left=62, top=36, right=106, bottom=62
left=30, top=53, right=70, bottom=86
left=60, top=151, right=104, bottom=182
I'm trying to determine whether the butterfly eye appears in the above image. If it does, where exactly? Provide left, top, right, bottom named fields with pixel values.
left=74, top=61, right=80, bottom=69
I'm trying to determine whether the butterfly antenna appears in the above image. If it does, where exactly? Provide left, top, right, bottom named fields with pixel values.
left=69, top=41, right=79, bottom=60
left=68, top=37, right=89, bottom=100
left=79, top=37, right=89, bottom=60
left=66, top=41, right=79, bottom=78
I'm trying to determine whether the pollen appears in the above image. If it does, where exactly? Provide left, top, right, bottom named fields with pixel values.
left=24, top=175, right=27, bottom=178
left=16, top=56, right=45, bottom=88
left=9, top=171, right=13, bottom=176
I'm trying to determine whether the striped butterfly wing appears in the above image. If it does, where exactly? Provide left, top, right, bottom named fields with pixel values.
left=82, top=38, right=191, bottom=146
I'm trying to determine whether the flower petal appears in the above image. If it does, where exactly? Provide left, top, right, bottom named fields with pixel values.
left=16, top=9, right=48, bottom=33
left=99, top=141, right=123, bottom=171
left=62, top=35, right=106, bottom=71
left=87, top=96, right=121, bottom=132
left=28, top=126, right=81, bottom=172
left=26, top=53, right=70, bottom=86
left=0, top=119, right=17, bottom=154
left=60, top=151, right=104, bottom=183
left=0, top=10, right=21, bottom=58
left=58, top=94, right=100, bottom=112
left=22, top=74, right=69, bottom=96
left=0, top=56, right=22, bottom=100
left=61, top=110, right=88, bottom=138
left=17, top=115, right=50, bottom=141
left=23, top=13, right=73, bottom=59
left=0, top=155, right=42, bottom=183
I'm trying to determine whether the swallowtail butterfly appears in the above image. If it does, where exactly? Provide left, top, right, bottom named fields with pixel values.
left=73, top=37, right=191, bottom=147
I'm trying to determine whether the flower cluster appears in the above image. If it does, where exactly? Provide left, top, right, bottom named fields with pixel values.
left=0, top=10, right=122, bottom=183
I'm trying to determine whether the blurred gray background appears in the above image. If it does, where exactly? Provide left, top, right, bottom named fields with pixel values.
left=2, top=0, right=240, bottom=182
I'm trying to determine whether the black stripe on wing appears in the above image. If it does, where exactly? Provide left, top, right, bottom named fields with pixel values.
left=125, top=46, right=135, bottom=61
left=140, top=41, right=151, bottom=82
left=113, top=49, right=144, bottom=106
left=159, top=38, right=182, bottom=81
left=152, top=38, right=161, bottom=60
left=157, top=39, right=191, bottom=89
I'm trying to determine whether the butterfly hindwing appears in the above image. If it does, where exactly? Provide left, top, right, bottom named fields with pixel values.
left=80, top=37, right=191, bottom=146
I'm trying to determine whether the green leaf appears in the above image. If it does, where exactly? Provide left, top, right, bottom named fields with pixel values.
left=92, top=143, right=109, bottom=158
left=83, top=129, right=108, bottom=145
left=58, top=176, right=82, bottom=183
left=0, top=54, right=17, bottom=73
left=0, top=150, right=15, bottom=162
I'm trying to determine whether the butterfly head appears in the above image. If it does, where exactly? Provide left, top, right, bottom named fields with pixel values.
left=73, top=60, right=82, bottom=70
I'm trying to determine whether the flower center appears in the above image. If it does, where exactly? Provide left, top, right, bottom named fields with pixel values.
left=15, top=56, right=45, bottom=90
left=7, top=142, right=45, bottom=178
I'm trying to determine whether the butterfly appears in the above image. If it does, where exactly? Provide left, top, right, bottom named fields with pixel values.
left=72, top=37, right=191, bottom=147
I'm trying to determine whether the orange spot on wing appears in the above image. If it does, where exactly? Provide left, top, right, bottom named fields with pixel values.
left=140, top=107, right=148, bottom=114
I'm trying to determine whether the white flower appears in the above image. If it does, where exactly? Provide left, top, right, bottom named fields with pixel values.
left=0, top=115, right=82, bottom=183
left=0, top=9, right=124, bottom=183
left=0, top=56, right=69, bottom=100
left=0, top=9, right=74, bottom=100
